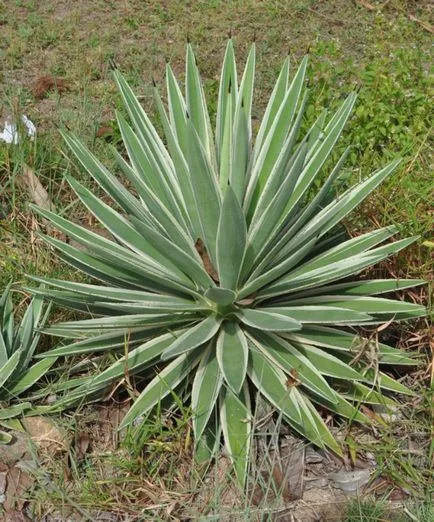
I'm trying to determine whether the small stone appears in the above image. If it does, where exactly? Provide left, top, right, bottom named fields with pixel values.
left=329, top=468, right=371, bottom=494
left=353, top=457, right=374, bottom=469
left=0, top=470, right=7, bottom=496
left=365, top=452, right=376, bottom=464
left=45, top=394, right=58, bottom=405
left=305, top=476, right=329, bottom=489
left=372, top=404, right=401, bottom=422
left=0, top=433, right=29, bottom=467
left=305, top=447, right=324, bottom=464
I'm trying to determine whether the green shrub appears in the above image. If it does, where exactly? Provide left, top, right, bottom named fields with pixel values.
left=29, top=41, right=425, bottom=486
left=0, top=283, right=54, bottom=443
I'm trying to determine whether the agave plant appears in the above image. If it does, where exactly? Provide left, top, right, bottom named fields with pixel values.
left=29, top=41, right=425, bottom=485
left=0, top=284, right=54, bottom=443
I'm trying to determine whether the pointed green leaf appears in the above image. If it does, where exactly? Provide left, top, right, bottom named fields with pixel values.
left=195, top=412, right=221, bottom=465
left=248, top=347, right=301, bottom=424
left=245, top=56, right=307, bottom=211
left=0, top=431, right=12, bottom=444
left=130, top=216, right=214, bottom=289
left=235, top=43, right=255, bottom=143
left=0, top=403, right=31, bottom=420
left=286, top=296, right=426, bottom=317
left=253, top=55, right=289, bottom=156
left=230, top=103, right=249, bottom=202
left=120, top=350, right=201, bottom=429
left=6, top=358, right=57, bottom=396
left=185, top=118, right=221, bottom=265
left=220, top=383, right=251, bottom=487
left=60, top=330, right=189, bottom=408
left=362, top=370, right=415, bottom=396
left=186, top=43, right=215, bottom=164
left=153, top=83, right=199, bottom=237
left=191, top=341, right=223, bottom=441
left=310, top=392, right=371, bottom=424
left=291, top=342, right=364, bottom=380
left=217, top=322, right=248, bottom=394
left=216, top=39, right=237, bottom=163
left=264, top=306, right=372, bottom=324
left=288, top=278, right=425, bottom=299
left=248, top=331, right=338, bottom=404
left=166, top=64, right=188, bottom=155
left=0, top=350, right=21, bottom=389
left=294, top=391, right=343, bottom=455
left=219, top=80, right=233, bottom=191
left=216, top=185, right=247, bottom=290
left=280, top=93, right=357, bottom=218
left=237, top=309, right=301, bottom=332
left=62, top=132, right=148, bottom=223
left=112, top=69, right=184, bottom=208
left=161, top=315, right=222, bottom=360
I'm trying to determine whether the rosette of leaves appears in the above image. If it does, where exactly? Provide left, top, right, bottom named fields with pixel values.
left=29, top=41, right=425, bottom=485
left=0, top=284, right=54, bottom=443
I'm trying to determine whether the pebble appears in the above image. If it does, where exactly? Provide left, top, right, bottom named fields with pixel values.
left=329, top=468, right=371, bottom=494
left=0, top=470, right=6, bottom=502
left=305, top=447, right=324, bottom=464
left=305, top=476, right=329, bottom=489
left=372, top=404, right=401, bottom=422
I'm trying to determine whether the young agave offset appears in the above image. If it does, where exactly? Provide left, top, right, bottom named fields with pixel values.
left=30, top=41, right=425, bottom=485
left=0, top=284, right=53, bottom=443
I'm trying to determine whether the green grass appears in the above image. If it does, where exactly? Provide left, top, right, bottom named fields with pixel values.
left=345, top=498, right=389, bottom=522
left=345, top=498, right=434, bottom=522
left=1, top=0, right=433, bottom=519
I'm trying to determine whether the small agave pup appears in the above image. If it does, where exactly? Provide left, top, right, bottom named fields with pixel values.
left=0, top=284, right=54, bottom=443
left=29, top=41, right=425, bottom=486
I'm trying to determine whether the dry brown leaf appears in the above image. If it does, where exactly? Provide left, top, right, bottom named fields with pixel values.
left=16, top=165, right=53, bottom=211
left=278, top=443, right=305, bottom=501
left=75, top=432, right=90, bottom=462
left=3, top=466, right=34, bottom=512
left=408, top=14, right=434, bottom=34
left=195, top=239, right=219, bottom=282
left=286, top=369, right=301, bottom=388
